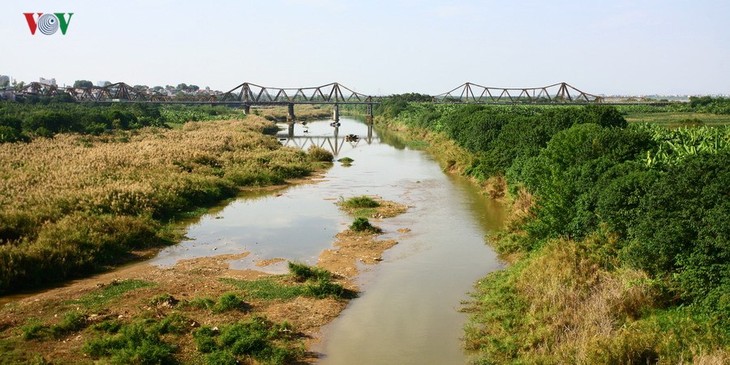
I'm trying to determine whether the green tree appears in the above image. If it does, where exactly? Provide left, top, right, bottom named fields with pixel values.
left=73, top=80, right=93, bottom=88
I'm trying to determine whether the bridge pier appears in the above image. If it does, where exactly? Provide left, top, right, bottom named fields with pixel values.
left=243, top=104, right=251, bottom=114
left=287, top=122, right=294, bottom=138
left=366, top=103, right=374, bottom=124
left=332, top=104, right=340, bottom=123
left=287, top=103, right=296, bottom=122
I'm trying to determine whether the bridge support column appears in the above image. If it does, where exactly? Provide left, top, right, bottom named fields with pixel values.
left=243, top=104, right=251, bottom=114
left=288, top=122, right=294, bottom=138
left=366, top=103, right=374, bottom=124
left=332, top=104, right=340, bottom=122
left=287, top=103, right=295, bottom=122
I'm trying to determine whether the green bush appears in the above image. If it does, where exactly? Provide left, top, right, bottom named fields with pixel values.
left=342, top=196, right=380, bottom=209
left=287, top=262, right=332, bottom=282
left=84, top=314, right=188, bottom=364
left=349, top=217, right=381, bottom=233
left=213, top=293, right=248, bottom=313
left=307, top=146, right=334, bottom=162
left=619, top=152, right=730, bottom=308
left=386, top=102, right=730, bottom=361
left=193, top=317, right=300, bottom=365
left=304, top=278, right=351, bottom=299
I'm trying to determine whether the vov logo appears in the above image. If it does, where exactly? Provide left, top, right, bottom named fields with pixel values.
left=24, top=13, right=74, bottom=35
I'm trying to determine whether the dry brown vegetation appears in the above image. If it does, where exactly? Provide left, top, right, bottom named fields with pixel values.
left=0, top=116, right=325, bottom=293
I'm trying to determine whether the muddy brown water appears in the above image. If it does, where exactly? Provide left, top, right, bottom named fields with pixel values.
left=150, top=118, right=506, bottom=364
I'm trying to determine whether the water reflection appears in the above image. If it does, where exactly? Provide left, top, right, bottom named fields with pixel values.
left=276, top=121, right=377, bottom=156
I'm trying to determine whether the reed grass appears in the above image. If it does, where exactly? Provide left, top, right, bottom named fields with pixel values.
left=0, top=116, right=324, bottom=293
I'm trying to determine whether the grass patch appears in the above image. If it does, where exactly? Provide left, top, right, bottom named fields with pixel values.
left=220, top=266, right=353, bottom=300
left=349, top=217, right=382, bottom=233
left=341, top=195, right=380, bottom=209
left=71, top=279, right=154, bottom=309
left=337, top=157, right=354, bottom=166
left=625, top=112, right=730, bottom=127
left=220, top=277, right=304, bottom=301
left=213, top=292, right=249, bottom=313
left=307, top=146, right=334, bottom=162
left=303, top=279, right=353, bottom=299
left=148, top=293, right=179, bottom=307
left=287, top=262, right=332, bottom=282
left=83, top=313, right=190, bottom=364
left=193, top=316, right=302, bottom=365
left=21, top=311, right=88, bottom=341
left=182, top=297, right=216, bottom=311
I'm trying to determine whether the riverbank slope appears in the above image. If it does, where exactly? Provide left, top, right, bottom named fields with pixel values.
left=377, top=101, right=730, bottom=364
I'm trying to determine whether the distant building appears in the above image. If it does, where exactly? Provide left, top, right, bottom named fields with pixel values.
left=39, top=77, right=57, bottom=86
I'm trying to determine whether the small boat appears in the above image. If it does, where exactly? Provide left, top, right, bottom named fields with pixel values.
left=345, top=134, right=359, bottom=142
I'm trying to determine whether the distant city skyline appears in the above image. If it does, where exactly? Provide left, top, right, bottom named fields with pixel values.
left=3, top=1, right=729, bottom=96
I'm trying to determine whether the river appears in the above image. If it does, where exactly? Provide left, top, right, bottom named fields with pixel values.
left=150, top=117, right=506, bottom=364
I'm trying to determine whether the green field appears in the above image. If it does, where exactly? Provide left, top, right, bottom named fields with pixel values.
left=625, top=111, right=730, bottom=126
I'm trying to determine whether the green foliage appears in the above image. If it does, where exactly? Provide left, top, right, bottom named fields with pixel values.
left=688, top=96, right=730, bottom=114
left=84, top=314, right=188, bottom=364
left=619, top=152, right=730, bottom=309
left=642, top=124, right=730, bottom=166
left=220, top=277, right=305, bottom=300
left=517, top=123, right=654, bottom=241
left=0, top=214, right=168, bottom=293
left=21, top=321, right=48, bottom=340
left=52, top=312, right=88, bottom=337
left=338, top=156, right=354, bottom=166
left=92, top=320, right=123, bottom=334
left=193, top=317, right=301, bottom=365
left=0, top=101, right=241, bottom=143
left=287, top=262, right=332, bottom=282
left=213, top=293, right=248, bottom=313
left=71, top=279, right=155, bottom=309
left=349, top=217, right=382, bottom=233
left=341, top=195, right=380, bottom=209
left=375, top=94, right=432, bottom=118
left=84, top=321, right=177, bottom=365
left=386, top=102, right=730, bottom=362
left=464, top=265, right=528, bottom=363
left=221, top=267, right=352, bottom=300
left=306, top=145, right=334, bottom=162
left=303, top=278, right=350, bottom=299
left=21, top=312, right=88, bottom=341
left=183, top=297, right=216, bottom=311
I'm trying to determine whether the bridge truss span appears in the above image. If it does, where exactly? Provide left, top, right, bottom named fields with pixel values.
left=435, top=82, right=603, bottom=104
left=221, top=82, right=376, bottom=104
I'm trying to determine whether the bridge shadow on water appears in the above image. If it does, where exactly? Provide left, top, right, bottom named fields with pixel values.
left=276, top=120, right=377, bottom=156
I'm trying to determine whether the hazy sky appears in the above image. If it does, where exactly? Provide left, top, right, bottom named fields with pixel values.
left=3, top=1, right=729, bottom=96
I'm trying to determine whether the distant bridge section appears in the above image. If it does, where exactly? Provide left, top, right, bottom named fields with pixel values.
left=435, top=82, right=603, bottom=103
left=221, top=82, right=376, bottom=104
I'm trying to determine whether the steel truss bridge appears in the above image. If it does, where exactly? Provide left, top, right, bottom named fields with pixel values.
left=14, top=81, right=609, bottom=108
left=435, top=82, right=603, bottom=103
